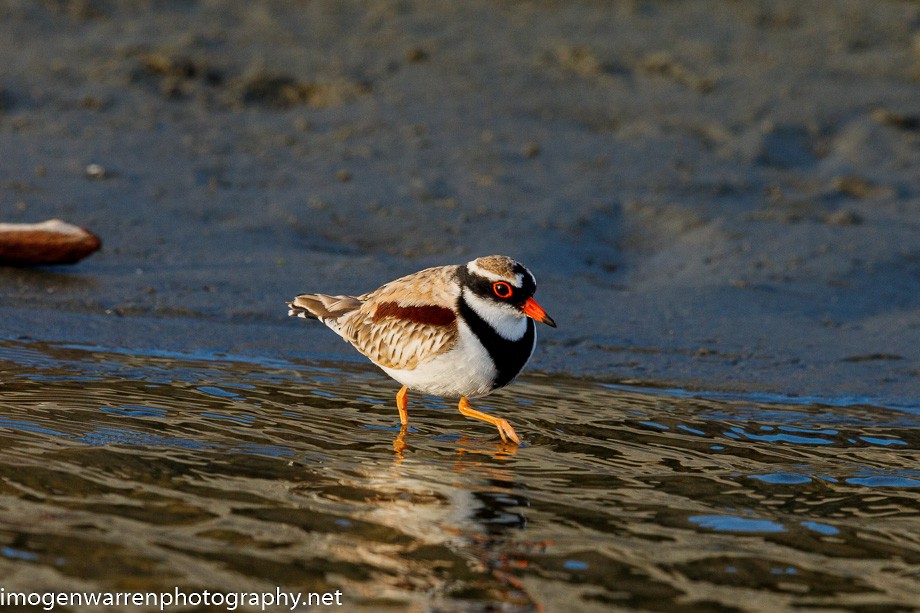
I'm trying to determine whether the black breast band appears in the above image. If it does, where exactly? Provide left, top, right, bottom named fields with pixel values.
left=457, top=296, right=536, bottom=391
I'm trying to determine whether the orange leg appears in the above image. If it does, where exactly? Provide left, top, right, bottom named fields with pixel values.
left=458, top=397, right=521, bottom=445
left=395, top=385, right=409, bottom=426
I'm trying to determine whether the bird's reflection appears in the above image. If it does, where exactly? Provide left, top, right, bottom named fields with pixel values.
left=393, top=425, right=409, bottom=458
left=392, top=429, right=519, bottom=462
left=368, top=429, right=541, bottom=608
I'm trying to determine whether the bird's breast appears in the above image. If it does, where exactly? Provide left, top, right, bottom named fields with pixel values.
left=457, top=297, right=536, bottom=391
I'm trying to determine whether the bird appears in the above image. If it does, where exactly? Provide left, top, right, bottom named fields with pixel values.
left=287, top=255, right=556, bottom=444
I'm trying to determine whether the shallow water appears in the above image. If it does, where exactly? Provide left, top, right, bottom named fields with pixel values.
left=0, top=337, right=919, bottom=612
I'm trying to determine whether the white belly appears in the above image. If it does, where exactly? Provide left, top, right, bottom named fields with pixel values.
left=379, top=321, right=497, bottom=398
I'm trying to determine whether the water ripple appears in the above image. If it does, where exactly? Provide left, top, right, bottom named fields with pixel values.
left=0, top=338, right=919, bottom=610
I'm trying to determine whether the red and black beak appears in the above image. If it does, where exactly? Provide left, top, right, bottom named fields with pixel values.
left=522, top=297, right=557, bottom=328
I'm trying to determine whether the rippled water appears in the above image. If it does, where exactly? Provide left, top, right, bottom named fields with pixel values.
left=1, top=336, right=919, bottom=611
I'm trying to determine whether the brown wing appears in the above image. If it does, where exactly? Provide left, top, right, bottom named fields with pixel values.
left=336, top=265, right=461, bottom=370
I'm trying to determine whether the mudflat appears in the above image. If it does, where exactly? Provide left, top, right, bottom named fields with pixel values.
left=1, top=1, right=918, bottom=403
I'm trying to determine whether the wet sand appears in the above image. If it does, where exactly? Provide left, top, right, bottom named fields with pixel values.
left=0, top=1, right=918, bottom=398
left=1, top=1, right=918, bottom=405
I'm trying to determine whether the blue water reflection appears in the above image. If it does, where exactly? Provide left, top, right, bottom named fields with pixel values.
left=689, top=515, right=786, bottom=533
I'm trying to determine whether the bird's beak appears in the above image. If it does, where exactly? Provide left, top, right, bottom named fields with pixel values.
left=522, top=297, right=557, bottom=328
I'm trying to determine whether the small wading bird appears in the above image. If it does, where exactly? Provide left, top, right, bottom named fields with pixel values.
left=287, top=255, right=556, bottom=444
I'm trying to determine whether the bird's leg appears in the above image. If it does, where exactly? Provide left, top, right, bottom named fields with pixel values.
left=392, top=386, right=410, bottom=457
left=457, top=397, right=521, bottom=445
left=396, top=385, right=409, bottom=426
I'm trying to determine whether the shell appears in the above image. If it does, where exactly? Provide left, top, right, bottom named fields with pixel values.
left=0, top=219, right=101, bottom=266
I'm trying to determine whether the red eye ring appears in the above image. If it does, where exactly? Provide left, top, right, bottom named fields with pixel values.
left=492, top=281, right=513, bottom=298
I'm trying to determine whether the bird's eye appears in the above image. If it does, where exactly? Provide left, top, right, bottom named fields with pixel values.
left=492, top=281, right=513, bottom=299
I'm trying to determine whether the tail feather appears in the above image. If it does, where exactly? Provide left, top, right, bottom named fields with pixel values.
left=287, top=293, right=362, bottom=320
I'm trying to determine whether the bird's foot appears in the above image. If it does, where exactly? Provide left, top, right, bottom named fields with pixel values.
left=457, top=397, right=521, bottom=445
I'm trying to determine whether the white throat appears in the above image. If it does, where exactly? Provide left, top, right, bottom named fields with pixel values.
left=461, top=289, right=528, bottom=341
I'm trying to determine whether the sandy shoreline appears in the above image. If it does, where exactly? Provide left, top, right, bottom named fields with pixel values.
left=1, top=1, right=918, bottom=405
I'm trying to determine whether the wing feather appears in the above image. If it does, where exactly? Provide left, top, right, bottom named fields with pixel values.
left=336, top=265, right=461, bottom=370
